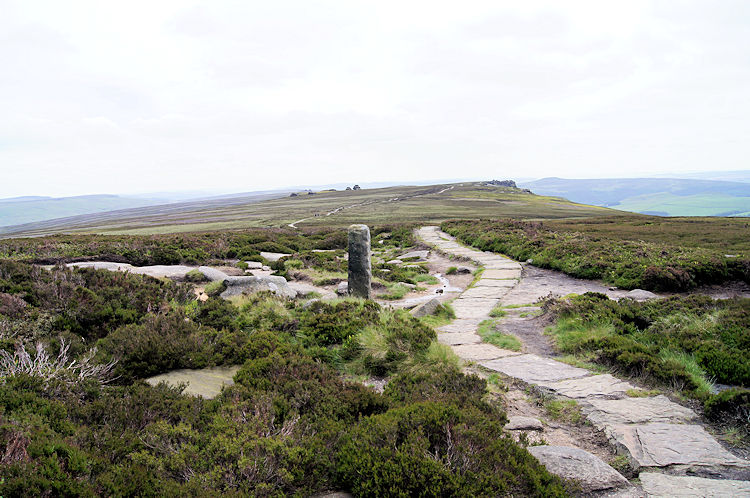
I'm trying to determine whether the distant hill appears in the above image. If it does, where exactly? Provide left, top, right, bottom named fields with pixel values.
left=519, top=177, right=750, bottom=217
left=0, top=194, right=173, bottom=227
left=0, top=182, right=615, bottom=237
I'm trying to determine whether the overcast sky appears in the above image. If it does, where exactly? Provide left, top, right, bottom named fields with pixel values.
left=1, top=0, right=748, bottom=197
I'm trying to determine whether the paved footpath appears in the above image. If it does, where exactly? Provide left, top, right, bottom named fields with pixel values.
left=418, top=226, right=750, bottom=497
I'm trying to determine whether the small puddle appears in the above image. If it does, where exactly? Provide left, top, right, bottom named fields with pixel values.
left=145, top=365, right=240, bottom=399
left=434, top=273, right=462, bottom=294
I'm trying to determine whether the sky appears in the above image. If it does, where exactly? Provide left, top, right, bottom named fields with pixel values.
left=1, top=0, right=749, bottom=198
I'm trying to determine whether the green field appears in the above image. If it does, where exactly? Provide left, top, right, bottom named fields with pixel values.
left=612, top=192, right=750, bottom=217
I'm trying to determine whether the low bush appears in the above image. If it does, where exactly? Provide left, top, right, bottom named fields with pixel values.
left=546, top=293, right=750, bottom=400
left=704, top=388, right=750, bottom=426
left=442, top=219, right=750, bottom=292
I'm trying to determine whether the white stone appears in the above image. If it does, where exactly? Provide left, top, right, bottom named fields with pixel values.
left=639, top=473, right=750, bottom=497
left=481, top=354, right=591, bottom=383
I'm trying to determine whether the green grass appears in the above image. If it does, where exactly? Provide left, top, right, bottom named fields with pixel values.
left=413, top=274, right=439, bottom=285
left=541, top=397, right=584, bottom=425
left=378, top=282, right=412, bottom=300
left=418, top=303, right=456, bottom=329
left=658, top=349, right=715, bottom=397
left=489, top=303, right=507, bottom=318
left=478, top=319, right=522, bottom=351
left=546, top=293, right=750, bottom=407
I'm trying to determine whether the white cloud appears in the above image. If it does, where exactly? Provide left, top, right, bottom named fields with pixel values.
left=0, top=0, right=748, bottom=197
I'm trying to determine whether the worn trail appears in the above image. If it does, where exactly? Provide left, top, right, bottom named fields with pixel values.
left=417, top=226, right=750, bottom=497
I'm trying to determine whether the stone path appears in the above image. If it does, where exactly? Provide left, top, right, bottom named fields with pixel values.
left=417, top=226, right=750, bottom=496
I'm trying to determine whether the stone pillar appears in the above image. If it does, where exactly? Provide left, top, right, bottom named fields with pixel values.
left=347, top=224, right=372, bottom=299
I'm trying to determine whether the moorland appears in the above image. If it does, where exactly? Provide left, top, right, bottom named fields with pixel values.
left=0, top=181, right=748, bottom=496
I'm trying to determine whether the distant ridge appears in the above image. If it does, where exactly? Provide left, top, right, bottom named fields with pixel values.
left=519, top=177, right=750, bottom=217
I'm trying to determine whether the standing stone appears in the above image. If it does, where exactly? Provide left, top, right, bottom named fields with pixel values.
left=348, top=224, right=372, bottom=299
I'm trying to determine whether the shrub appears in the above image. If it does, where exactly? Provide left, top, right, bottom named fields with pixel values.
left=204, top=280, right=226, bottom=297
left=336, top=401, right=566, bottom=497
left=704, top=389, right=750, bottom=426
left=184, top=269, right=208, bottom=282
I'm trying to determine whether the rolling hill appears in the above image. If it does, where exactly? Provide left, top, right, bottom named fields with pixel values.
left=0, top=182, right=615, bottom=237
left=519, top=177, right=750, bottom=217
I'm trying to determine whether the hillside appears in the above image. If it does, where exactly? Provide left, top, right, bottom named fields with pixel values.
left=0, top=182, right=615, bottom=237
left=520, top=177, right=750, bottom=217
left=0, top=194, right=170, bottom=227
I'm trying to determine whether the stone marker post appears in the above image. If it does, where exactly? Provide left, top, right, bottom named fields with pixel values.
left=348, top=224, right=372, bottom=299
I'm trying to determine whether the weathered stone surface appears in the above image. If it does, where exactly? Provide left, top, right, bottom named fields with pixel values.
left=482, top=262, right=522, bottom=270
left=260, top=251, right=291, bottom=262
left=585, top=395, right=697, bottom=426
left=535, top=374, right=638, bottom=399
left=348, top=224, right=372, bottom=299
left=451, top=302, right=497, bottom=318
left=473, top=279, right=519, bottom=288
left=220, top=276, right=296, bottom=299
left=146, top=366, right=240, bottom=399
left=639, top=472, right=750, bottom=497
left=436, top=319, right=483, bottom=334
left=198, top=266, right=230, bottom=282
left=451, top=343, right=520, bottom=361
left=68, top=262, right=201, bottom=279
left=481, top=354, right=591, bottom=383
left=461, top=286, right=512, bottom=298
left=411, top=298, right=441, bottom=318
left=505, top=416, right=543, bottom=431
left=482, top=269, right=522, bottom=279
left=437, top=333, right=482, bottom=345
left=386, top=259, right=403, bottom=265
left=607, top=423, right=749, bottom=470
left=624, top=289, right=659, bottom=301
left=337, top=281, right=349, bottom=296
left=245, top=261, right=264, bottom=269
left=398, top=250, right=430, bottom=261
left=528, top=446, right=630, bottom=493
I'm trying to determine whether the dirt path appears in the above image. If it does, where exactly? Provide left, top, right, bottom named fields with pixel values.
left=288, top=185, right=455, bottom=229
left=417, top=226, right=750, bottom=497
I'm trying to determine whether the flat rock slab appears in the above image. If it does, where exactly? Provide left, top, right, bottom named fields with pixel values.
left=220, top=275, right=296, bottom=299
left=585, top=395, right=697, bottom=426
left=474, top=279, right=519, bottom=288
left=260, top=251, right=291, bottom=262
left=68, top=262, right=200, bottom=279
left=438, top=333, right=482, bottom=345
left=461, top=286, right=512, bottom=298
left=437, top=319, right=483, bottom=334
left=481, top=354, right=591, bottom=383
left=146, top=366, right=240, bottom=399
left=505, top=416, right=543, bottom=431
left=198, top=266, right=230, bottom=281
left=536, top=374, right=639, bottom=400
left=483, top=263, right=522, bottom=271
left=451, top=343, right=521, bottom=361
left=608, top=423, right=749, bottom=470
left=528, top=446, right=630, bottom=493
left=639, top=473, right=750, bottom=497
left=483, top=269, right=522, bottom=279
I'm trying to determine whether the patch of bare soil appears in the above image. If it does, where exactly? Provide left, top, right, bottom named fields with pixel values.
left=499, top=309, right=557, bottom=357
left=501, top=265, right=635, bottom=307
left=679, top=281, right=750, bottom=300
left=470, top=368, right=623, bottom=475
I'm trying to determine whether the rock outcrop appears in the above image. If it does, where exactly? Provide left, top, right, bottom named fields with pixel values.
left=219, top=275, right=296, bottom=299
